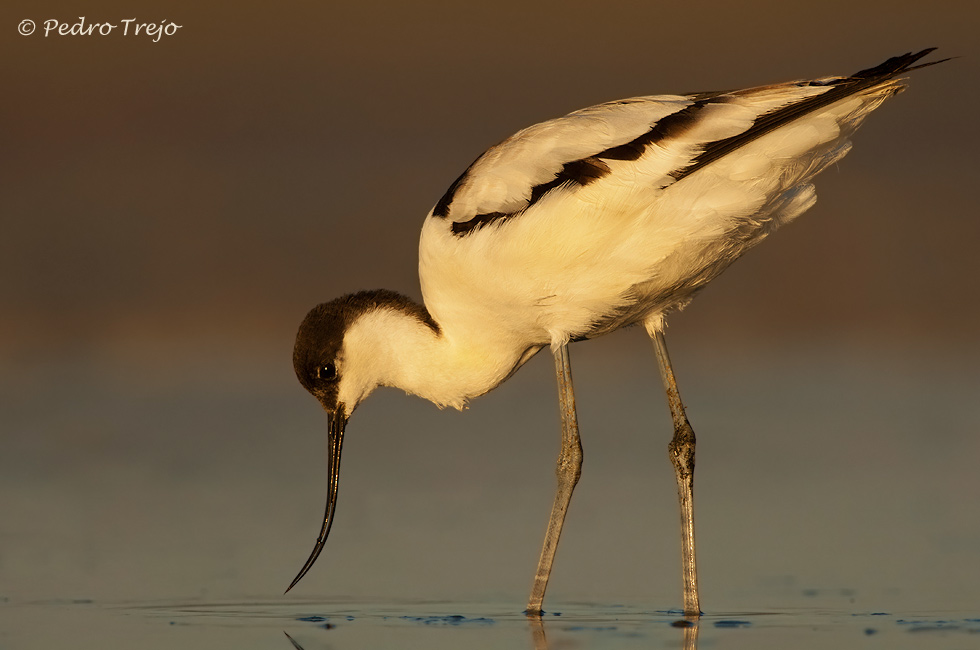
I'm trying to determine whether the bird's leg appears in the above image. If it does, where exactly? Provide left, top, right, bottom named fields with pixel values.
left=526, top=343, right=583, bottom=616
left=651, top=329, right=702, bottom=617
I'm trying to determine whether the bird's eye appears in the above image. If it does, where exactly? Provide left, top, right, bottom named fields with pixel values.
left=316, top=363, right=337, bottom=381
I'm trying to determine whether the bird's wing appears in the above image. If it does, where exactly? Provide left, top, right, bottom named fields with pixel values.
left=430, top=95, right=691, bottom=230
left=428, top=49, right=938, bottom=237
left=420, top=50, right=939, bottom=345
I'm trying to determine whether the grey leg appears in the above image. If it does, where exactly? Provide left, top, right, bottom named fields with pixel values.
left=526, top=343, right=583, bottom=616
left=651, top=329, right=702, bottom=617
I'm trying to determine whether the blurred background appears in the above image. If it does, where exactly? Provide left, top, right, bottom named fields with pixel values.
left=1, top=0, right=977, bottom=619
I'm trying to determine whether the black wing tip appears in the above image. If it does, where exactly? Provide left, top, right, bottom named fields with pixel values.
left=852, top=48, right=950, bottom=79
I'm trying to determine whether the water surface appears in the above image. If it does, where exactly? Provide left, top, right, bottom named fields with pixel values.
left=2, top=342, right=978, bottom=648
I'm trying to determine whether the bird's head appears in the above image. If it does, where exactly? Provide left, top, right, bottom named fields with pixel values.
left=286, top=289, right=429, bottom=592
left=292, top=297, right=380, bottom=419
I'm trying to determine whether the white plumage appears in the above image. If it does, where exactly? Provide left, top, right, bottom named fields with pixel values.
left=414, top=66, right=899, bottom=408
left=286, top=49, right=944, bottom=615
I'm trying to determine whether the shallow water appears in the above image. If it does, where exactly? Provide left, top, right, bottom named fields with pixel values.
left=2, top=340, right=978, bottom=648
left=6, top=596, right=980, bottom=649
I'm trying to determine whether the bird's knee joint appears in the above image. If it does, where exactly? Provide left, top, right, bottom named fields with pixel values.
left=556, top=447, right=583, bottom=483
left=668, top=421, right=696, bottom=474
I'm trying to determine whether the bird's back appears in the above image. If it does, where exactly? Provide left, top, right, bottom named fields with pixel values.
left=419, top=51, right=931, bottom=349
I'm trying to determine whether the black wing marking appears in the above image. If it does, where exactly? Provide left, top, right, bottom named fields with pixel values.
left=434, top=49, right=943, bottom=237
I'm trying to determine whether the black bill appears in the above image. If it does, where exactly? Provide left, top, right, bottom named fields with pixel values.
left=285, top=408, right=347, bottom=593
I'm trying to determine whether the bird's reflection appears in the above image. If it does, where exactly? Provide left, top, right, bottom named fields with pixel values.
left=529, top=615, right=547, bottom=650
left=282, top=611, right=700, bottom=650
left=673, top=618, right=700, bottom=650
left=528, top=613, right=699, bottom=650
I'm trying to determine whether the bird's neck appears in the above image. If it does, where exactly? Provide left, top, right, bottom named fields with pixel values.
left=341, top=300, right=534, bottom=411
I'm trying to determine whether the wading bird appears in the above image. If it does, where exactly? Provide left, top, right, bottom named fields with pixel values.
left=286, top=50, right=943, bottom=616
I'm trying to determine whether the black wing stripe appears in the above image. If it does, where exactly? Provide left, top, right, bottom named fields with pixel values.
left=451, top=156, right=612, bottom=235
left=597, top=99, right=713, bottom=162
left=448, top=98, right=715, bottom=235
left=439, top=49, right=940, bottom=236
left=432, top=158, right=479, bottom=218
left=450, top=211, right=507, bottom=235
left=672, top=48, right=937, bottom=182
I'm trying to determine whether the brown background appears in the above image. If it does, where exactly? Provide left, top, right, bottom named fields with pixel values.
left=2, top=0, right=976, bottom=361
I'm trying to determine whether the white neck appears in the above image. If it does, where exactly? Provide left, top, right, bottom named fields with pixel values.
left=337, top=306, right=537, bottom=412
